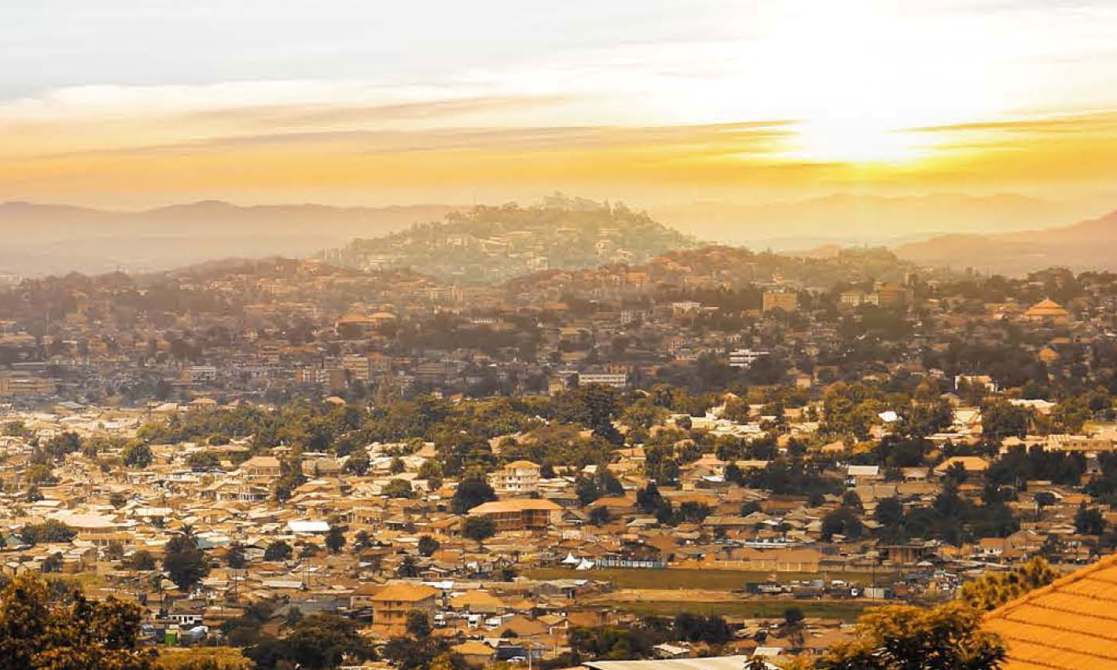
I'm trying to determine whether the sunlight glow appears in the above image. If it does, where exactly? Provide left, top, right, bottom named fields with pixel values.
left=787, top=119, right=934, bottom=165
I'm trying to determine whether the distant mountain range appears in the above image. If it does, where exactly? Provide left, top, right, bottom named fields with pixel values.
left=0, top=200, right=456, bottom=276
left=894, top=209, right=1117, bottom=274
left=1, top=193, right=1112, bottom=279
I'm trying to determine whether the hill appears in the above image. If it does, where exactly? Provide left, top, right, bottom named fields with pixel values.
left=895, top=208, right=1117, bottom=274
left=327, top=196, right=698, bottom=283
left=0, top=200, right=456, bottom=277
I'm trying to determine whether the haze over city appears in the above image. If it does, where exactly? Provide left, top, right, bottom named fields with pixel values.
left=3, top=4, right=1117, bottom=670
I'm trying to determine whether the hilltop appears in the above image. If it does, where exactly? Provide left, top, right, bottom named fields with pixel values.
left=327, top=195, right=699, bottom=283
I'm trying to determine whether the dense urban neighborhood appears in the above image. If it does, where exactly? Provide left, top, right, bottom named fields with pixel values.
left=3, top=203, right=1117, bottom=670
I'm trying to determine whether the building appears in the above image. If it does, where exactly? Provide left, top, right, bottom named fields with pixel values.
left=369, top=582, right=441, bottom=637
left=342, top=354, right=371, bottom=382
left=240, top=455, right=282, bottom=481
left=984, top=552, right=1117, bottom=669
left=467, top=499, right=562, bottom=532
left=490, top=460, right=541, bottom=495
left=578, top=372, right=627, bottom=389
left=51, top=513, right=123, bottom=547
left=0, top=373, right=56, bottom=398
left=1043, top=434, right=1116, bottom=453
left=186, top=365, right=218, bottom=383
left=1023, top=298, right=1070, bottom=324
left=875, top=282, right=911, bottom=308
left=728, top=349, right=768, bottom=369
left=762, top=290, right=798, bottom=313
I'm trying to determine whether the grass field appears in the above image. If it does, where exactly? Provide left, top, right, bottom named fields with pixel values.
left=156, top=647, right=251, bottom=669
left=595, top=598, right=872, bottom=622
left=525, top=567, right=893, bottom=589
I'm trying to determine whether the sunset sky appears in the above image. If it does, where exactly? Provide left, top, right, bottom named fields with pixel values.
left=3, top=0, right=1117, bottom=209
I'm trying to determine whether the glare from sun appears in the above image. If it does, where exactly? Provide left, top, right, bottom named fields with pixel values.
left=786, top=119, right=933, bottom=165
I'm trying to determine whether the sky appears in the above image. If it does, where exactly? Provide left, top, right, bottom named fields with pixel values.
left=2, top=0, right=1117, bottom=209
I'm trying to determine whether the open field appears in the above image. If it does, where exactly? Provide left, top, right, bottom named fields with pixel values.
left=156, top=647, right=251, bottom=669
left=525, top=567, right=896, bottom=589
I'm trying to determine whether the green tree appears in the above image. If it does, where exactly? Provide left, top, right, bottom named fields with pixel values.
left=163, top=532, right=210, bottom=591
left=958, top=557, right=1056, bottom=611
left=406, top=609, right=432, bottom=638
left=226, top=542, right=247, bottom=569
left=462, top=516, right=496, bottom=542
left=417, top=535, right=441, bottom=557
left=817, top=601, right=1003, bottom=670
left=264, top=540, right=292, bottom=561
left=126, top=550, right=156, bottom=571
left=122, top=443, right=153, bottom=469
left=1075, top=503, right=1106, bottom=535
left=345, top=450, right=370, bottom=475
left=451, top=476, right=496, bottom=514
left=325, top=526, right=346, bottom=554
left=20, top=519, right=76, bottom=545
left=0, top=573, right=155, bottom=670
left=383, top=478, right=414, bottom=498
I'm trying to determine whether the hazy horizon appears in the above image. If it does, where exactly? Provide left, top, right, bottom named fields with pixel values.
left=3, top=1, right=1117, bottom=219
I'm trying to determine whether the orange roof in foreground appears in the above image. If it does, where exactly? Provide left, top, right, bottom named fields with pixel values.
left=984, top=552, right=1117, bottom=670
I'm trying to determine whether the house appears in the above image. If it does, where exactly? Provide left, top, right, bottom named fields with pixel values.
left=368, top=582, right=441, bottom=638
left=1022, top=298, right=1069, bottom=325
left=240, top=455, right=282, bottom=481
left=490, top=460, right=541, bottom=495
left=467, top=499, right=562, bottom=532
left=933, top=456, right=989, bottom=477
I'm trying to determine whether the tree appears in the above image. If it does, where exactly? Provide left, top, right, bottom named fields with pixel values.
left=783, top=606, right=805, bottom=628
left=783, top=607, right=805, bottom=648
left=958, top=557, right=1056, bottom=611
left=163, top=532, right=209, bottom=591
left=245, top=613, right=374, bottom=670
left=981, top=400, right=1031, bottom=439
left=126, top=550, right=156, bottom=571
left=817, top=601, right=1003, bottom=670
left=0, top=573, right=155, bottom=670
left=20, top=519, right=76, bottom=545
left=226, top=542, right=247, bottom=569
left=463, top=516, right=496, bottom=542
left=325, top=526, right=347, bottom=554
left=451, top=476, right=496, bottom=514
left=406, top=609, right=432, bottom=638
left=1033, top=491, right=1057, bottom=520
left=105, top=540, right=125, bottom=561
left=874, top=497, right=904, bottom=534
left=383, top=478, right=414, bottom=498
left=588, top=506, right=612, bottom=526
left=821, top=507, right=863, bottom=541
left=1075, top=503, right=1106, bottom=535
left=575, top=475, right=601, bottom=506
left=417, top=535, right=441, bottom=557
left=264, top=540, right=293, bottom=562
left=345, top=450, right=370, bottom=475
left=122, top=443, right=153, bottom=469
left=397, top=555, right=420, bottom=578
left=352, top=530, right=372, bottom=553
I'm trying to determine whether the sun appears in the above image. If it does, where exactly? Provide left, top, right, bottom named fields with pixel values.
left=786, top=118, right=933, bottom=165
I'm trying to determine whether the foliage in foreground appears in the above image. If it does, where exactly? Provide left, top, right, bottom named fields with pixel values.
left=0, top=573, right=154, bottom=670
left=815, top=601, right=1004, bottom=670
